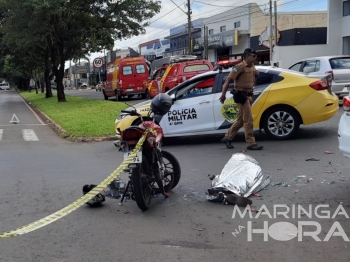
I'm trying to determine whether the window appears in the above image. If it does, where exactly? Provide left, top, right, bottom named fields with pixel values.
left=147, top=44, right=154, bottom=50
left=234, top=21, right=241, bottom=28
left=222, top=74, right=235, bottom=92
left=135, top=64, right=146, bottom=74
left=330, top=57, right=350, bottom=69
left=289, top=62, right=303, bottom=72
left=159, top=68, right=166, bottom=77
left=255, top=73, right=273, bottom=86
left=343, top=37, right=350, bottom=55
left=220, top=26, right=226, bottom=32
left=151, top=69, right=160, bottom=80
left=161, top=39, right=170, bottom=45
left=344, top=0, right=350, bottom=16
left=302, top=60, right=320, bottom=73
left=122, top=66, right=132, bottom=75
left=183, top=64, right=210, bottom=73
left=154, top=42, right=161, bottom=49
left=209, top=29, right=214, bottom=35
left=176, top=76, right=215, bottom=100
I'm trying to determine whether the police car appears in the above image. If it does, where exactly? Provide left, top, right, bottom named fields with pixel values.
left=115, top=66, right=339, bottom=140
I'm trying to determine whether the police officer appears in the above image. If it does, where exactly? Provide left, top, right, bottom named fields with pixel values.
left=219, top=48, right=263, bottom=150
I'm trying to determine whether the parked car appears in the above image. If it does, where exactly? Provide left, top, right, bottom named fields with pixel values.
left=146, top=58, right=214, bottom=99
left=0, top=82, right=10, bottom=90
left=81, top=83, right=88, bottom=88
left=103, top=56, right=150, bottom=101
left=338, top=86, right=350, bottom=158
left=288, top=56, right=350, bottom=98
left=145, top=64, right=168, bottom=99
left=95, top=83, right=102, bottom=92
left=115, top=66, right=339, bottom=140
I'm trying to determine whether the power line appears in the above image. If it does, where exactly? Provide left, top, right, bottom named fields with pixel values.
left=115, top=0, right=325, bottom=49
left=149, top=3, right=185, bottom=24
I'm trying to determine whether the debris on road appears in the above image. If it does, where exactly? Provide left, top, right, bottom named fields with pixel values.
left=329, top=181, right=336, bottom=185
left=193, top=228, right=204, bottom=231
left=305, top=157, right=320, bottom=161
left=252, top=193, right=261, bottom=197
left=324, top=151, right=335, bottom=154
left=298, top=175, right=306, bottom=178
left=295, top=190, right=300, bottom=193
left=250, top=208, right=260, bottom=213
left=206, top=153, right=270, bottom=205
left=325, top=170, right=335, bottom=173
left=272, top=182, right=282, bottom=187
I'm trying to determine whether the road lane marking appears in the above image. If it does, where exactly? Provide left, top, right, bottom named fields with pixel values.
left=22, top=129, right=39, bottom=141
left=0, top=129, right=3, bottom=141
left=16, top=93, right=46, bottom=125
left=0, top=124, right=46, bottom=127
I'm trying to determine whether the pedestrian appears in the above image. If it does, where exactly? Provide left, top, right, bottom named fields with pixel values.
left=219, top=48, right=263, bottom=150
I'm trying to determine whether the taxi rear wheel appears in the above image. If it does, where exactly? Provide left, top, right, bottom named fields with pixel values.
left=262, top=106, right=300, bottom=140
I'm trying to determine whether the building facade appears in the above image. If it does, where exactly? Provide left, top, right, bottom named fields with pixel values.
left=202, top=3, right=260, bottom=62
left=328, top=0, right=350, bottom=55
left=273, top=1, right=350, bottom=68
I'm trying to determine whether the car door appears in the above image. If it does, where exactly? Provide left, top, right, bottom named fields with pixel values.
left=160, top=75, right=218, bottom=135
left=213, top=71, right=273, bottom=130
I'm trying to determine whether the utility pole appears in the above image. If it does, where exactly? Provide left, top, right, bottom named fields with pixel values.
left=274, top=1, right=278, bottom=47
left=203, top=25, right=208, bottom=60
left=269, top=0, right=273, bottom=64
left=170, top=0, right=192, bottom=55
left=186, top=0, right=192, bottom=55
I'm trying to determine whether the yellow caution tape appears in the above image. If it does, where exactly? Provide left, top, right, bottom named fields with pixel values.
left=0, top=130, right=149, bottom=238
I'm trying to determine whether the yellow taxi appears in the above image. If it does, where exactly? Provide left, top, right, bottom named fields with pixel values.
left=115, top=66, right=338, bottom=140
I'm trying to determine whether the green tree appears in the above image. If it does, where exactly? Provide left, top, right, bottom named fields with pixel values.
left=0, top=0, right=161, bottom=102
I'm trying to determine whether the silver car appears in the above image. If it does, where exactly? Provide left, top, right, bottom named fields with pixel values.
left=289, top=56, right=350, bottom=98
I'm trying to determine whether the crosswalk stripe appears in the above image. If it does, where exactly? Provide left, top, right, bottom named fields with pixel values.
left=0, top=129, right=3, bottom=141
left=22, top=129, right=39, bottom=141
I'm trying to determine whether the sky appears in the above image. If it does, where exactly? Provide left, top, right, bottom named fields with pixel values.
left=74, top=0, right=328, bottom=68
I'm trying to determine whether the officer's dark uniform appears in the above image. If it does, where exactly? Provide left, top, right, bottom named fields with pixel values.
left=224, top=60, right=259, bottom=147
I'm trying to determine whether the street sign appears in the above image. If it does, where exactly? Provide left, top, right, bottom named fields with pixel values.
left=93, top=58, right=104, bottom=68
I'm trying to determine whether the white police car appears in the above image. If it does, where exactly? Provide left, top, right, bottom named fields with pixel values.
left=115, top=66, right=338, bottom=140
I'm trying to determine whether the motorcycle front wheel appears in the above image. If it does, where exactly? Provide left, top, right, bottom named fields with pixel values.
left=132, top=156, right=152, bottom=211
left=162, top=151, right=181, bottom=190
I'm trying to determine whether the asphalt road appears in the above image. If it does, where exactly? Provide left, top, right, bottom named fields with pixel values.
left=1, top=89, right=350, bottom=262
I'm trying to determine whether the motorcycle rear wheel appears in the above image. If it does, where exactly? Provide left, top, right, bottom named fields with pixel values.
left=132, top=156, right=152, bottom=211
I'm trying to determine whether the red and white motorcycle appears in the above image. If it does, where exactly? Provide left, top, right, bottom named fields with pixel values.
left=115, top=94, right=181, bottom=211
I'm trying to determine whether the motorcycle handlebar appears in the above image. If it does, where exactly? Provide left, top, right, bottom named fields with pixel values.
left=121, top=110, right=142, bottom=118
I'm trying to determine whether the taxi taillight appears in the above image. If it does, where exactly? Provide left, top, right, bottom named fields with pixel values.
left=343, top=96, right=350, bottom=112
left=309, top=79, right=330, bottom=91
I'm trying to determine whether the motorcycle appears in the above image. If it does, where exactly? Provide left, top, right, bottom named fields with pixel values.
left=114, top=107, right=181, bottom=211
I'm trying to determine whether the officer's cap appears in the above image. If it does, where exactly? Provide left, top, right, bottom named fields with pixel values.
left=244, top=48, right=257, bottom=55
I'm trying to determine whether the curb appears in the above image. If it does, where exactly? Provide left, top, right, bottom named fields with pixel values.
left=20, top=93, right=118, bottom=143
